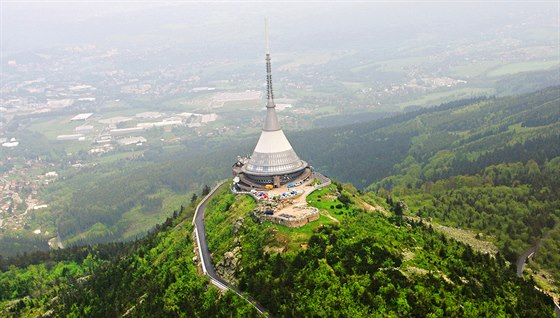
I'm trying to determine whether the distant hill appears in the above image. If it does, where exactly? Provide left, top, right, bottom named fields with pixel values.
left=293, top=86, right=559, bottom=188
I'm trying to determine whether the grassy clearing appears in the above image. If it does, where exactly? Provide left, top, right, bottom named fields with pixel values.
left=449, top=60, right=502, bottom=78
left=307, top=187, right=352, bottom=221
left=160, top=190, right=193, bottom=213
left=64, top=222, right=112, bottom=246
left=96, top=107, right=147, bottom=118
left=435, top=224, right=498, bottom=255
left=277, top=51, right=334, bottom=70
left=307, top=185, right=385, bottom=222
left=398, top=87, right=494, bottom=108
left=376, top=56, right=428, bottom=72
left=28, top=118, right=77, bottom=139
left=92, top=150, right=145, bottom=164
left=62, top=188, right=193, bottom=244
left=351, top=56, right=428, bottom=73
left=160, top=96, right=207, bottom=112
left=350, top=61, right=380, bottom=73
left=221, top=100, right=261, bottom=111
left=341, top=81, right=369, bottom=91
left=487, top=60, right=560, bottom=77
left=263, top=214, right=337, bottom=252
left=97, top=100, right=129, bottom=112
left=361, top=192, right=391, bottom=216
left=60, top=140, right=91, bottom=154
left=119, top=207, right=169, bottom=241
left=120, top=189, right=192, bottom=240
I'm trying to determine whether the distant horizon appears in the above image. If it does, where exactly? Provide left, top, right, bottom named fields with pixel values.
left=2, top=2, right=558, bottom=55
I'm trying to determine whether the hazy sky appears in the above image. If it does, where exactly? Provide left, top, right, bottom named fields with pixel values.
left=1, top=1, right=558, bottom=57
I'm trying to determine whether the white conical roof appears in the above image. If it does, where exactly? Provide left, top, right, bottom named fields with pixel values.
left=243, top=107, right=307, bottom=176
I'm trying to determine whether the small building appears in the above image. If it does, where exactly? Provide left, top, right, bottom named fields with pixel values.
left=117, top=136, right=147, bottom=146
left=109, top=127, right=144, bottom=136
left=177, top=112, right=195, bottom=118
left=1, top=141, right=19, bottom=148
left=99, top=116, right=133, bottom=125
left=201, top=113, right=218, bottom=123
left=192, top=87, right=216, bottom=92
left=136, top=120, right=183, bottom=129
left=70, top=113, right=93, bottom=121
left=89, top=144, right=114, bottom=154
left=57, top=134, right=84, bottom=141
left=95, top=135, right=112, bottom=144
left=136, top=111, right=162, bottom=119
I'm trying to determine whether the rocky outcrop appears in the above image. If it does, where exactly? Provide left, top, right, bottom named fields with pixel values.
left=215, top=217, right=244, bottom=285
left=232, top=217, right=244, bottom=235
left=215, top=245, right=242, bottom=286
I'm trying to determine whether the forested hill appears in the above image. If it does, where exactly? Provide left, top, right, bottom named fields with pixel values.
left=292, top=86, right=559, bottom=189
left=0, top=201, right=259, bottom=317
left=1, top=182, right=556, bottom=317
left=355, top=86, right=560, bottom=297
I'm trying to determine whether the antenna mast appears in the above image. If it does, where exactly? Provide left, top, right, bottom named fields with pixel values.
left=264, top=18, right=275, bottom=108
left=265, top=17, right=270, bottom=54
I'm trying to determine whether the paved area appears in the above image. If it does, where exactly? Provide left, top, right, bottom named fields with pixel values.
left=253, top=172, right=330, bottom=219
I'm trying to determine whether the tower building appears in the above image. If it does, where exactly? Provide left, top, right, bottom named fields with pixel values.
left=233, top=20, right=310, bottom=190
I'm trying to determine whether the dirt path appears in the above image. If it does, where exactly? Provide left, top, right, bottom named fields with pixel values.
left=321, top=211, right=340, bottom=223
left=361, top=201, right=389, bottom=216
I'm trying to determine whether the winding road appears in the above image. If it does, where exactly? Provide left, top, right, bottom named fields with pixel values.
left=313, top=171, right=331, bottom=188
left=516, top=243, right=560, bottom=318
left=192, top=181, right=270, bottom=316
left=516, top=244, right=537, bottom=278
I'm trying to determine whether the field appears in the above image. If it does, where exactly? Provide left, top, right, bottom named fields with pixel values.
left=277, top=51, right=336, bottom=71
left=398, top=87, right=495, bottom=108
left=487, top=60, right=560, bottom=77
left=262, top=215, right=337, bottom=252
left=449, top=60, right=503, bottom=78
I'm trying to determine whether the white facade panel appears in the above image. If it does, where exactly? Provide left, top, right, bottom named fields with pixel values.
left=253, top=130, right=294, bottom=154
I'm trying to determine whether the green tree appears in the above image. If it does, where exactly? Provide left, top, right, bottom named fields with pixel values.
left=202, top=185, right=211, bottom=196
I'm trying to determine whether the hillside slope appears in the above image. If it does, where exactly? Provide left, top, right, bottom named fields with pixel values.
left=0, top=202, right=259, bottom=317
left=295, top=86, right=559, bottom=188
left=202, top=182, right=556, bottom=317
left=359, top=87, right=560, bottom=295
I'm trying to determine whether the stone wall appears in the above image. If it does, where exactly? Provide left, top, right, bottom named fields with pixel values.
left=260, top=206, right=320, bottom=228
